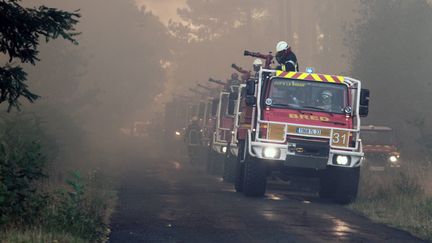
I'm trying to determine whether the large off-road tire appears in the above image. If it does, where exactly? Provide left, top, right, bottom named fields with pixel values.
left=234, top=140, right=245, bottom=192
left=332, top=166, right=360, bottom=204
left=319, top=169, right=336, bottom=199
left=223, top=152, right=236, bottom=183
left=243, top=141, right=268, bottom=197
left=206, top=150, right=216, bottom=175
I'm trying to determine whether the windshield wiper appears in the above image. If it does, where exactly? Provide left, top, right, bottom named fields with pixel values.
left=271, top=104, right=307, bottom=114
left=321, top=120, right=346, bottom=126
left=301, top=106, right=326, bottom=111
left=271, top=103, right=290, bottom=107
left=300, top=106, right=334, bottom=116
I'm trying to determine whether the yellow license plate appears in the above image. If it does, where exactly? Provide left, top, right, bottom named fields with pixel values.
left=331, top=130, right=350, bottom=147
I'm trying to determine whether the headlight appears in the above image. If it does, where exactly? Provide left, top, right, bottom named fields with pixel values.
left=262, top=147, right=280, bottom=159
left=175, top=131, right=181, bottom=136
left=389, top=155, right=398, bottom=163
left=335, top=155, right=350, bottom=165
left=222, top=146, right=227, bottom=153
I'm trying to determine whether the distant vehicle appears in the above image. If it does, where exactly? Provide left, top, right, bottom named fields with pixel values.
left=361, top=125, right=401, bottom=171
left=132, top=121, right=149, bottom=137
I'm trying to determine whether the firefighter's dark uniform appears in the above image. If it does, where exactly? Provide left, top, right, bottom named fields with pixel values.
left=185, top=122, right=201, bottom=146
left=184, top=121, right=202, bottom=164
left=276, top=50, right=299, bottom=72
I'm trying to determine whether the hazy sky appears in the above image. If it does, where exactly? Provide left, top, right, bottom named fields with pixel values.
left=135, top=0, right=187, bottom=24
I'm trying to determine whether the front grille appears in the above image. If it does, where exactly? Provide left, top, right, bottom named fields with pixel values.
left=288, top=137, right=329, bottom=158
left=365, top=153, right=389, bottom=165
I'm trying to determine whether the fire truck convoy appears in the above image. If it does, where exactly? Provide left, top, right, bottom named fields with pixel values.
left=229, top=50, right=370, bottom=204
left=171, top=49, right=369, bottom=204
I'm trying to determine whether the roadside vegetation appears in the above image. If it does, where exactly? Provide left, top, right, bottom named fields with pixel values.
left=346, top=1, right=432, bottom=241
left=0, top=2, right=116, bottom=241
left=350, top=166, right=432, bottom=241
left=0, top=113, right=116, bottom=242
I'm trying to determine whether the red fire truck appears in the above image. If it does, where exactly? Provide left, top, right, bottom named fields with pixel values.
left=361, top=125, right=401, bottom=171
left=233, top=53, right=370, bottom=204
left=221, top=64, right=253, bottom=182
left=207, top=77, right=242, bottom=176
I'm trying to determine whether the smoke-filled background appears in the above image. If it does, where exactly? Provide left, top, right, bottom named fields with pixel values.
left=3, top=1, right=432, bottom=240
left=14, top=0, right=432, bottom=168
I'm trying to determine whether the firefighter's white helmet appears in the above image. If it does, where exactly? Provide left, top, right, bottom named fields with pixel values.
left=322, top=90, right=333, bottom=98
left=253, top=58, right=263, bottom=66
left=321, top=90, right=332, bottom=105
left=276, top=41, right=290, bottom=52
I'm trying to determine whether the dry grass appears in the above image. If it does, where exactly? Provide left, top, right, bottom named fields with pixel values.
left=0, top=228, right=86, bottom=243
left=349, top=166, right=432, bottom=241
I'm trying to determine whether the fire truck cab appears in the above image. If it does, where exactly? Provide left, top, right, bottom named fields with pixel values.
left=235, top=68, right=370, bottom=204
left=209, top=84, right=240, bottom=174
left=361, top=125, right=401, bottom=171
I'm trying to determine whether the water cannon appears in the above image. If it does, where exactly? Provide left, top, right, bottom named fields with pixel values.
left=243, top=50, right=273, bottom=69
left=208, top=78, right=226, bottom=86
left=231, top=63, right=251, bottom=81
left=188, top=88, right=207, bottom=96
left=197, top=83, right=213, bottom=91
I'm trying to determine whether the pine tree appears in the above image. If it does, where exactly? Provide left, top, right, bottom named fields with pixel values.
left=0, top=0, right=80, bottom=111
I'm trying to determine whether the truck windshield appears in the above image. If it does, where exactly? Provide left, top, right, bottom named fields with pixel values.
left=267, top=78, right=348, bottom=114
left=362, top=130, right=396, bottom=145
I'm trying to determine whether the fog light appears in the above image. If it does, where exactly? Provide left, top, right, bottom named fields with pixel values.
left=222, top=146, right=227, bottom=153
left=175, top=131, right=181, bottom=136
left=263, top=147, right=279, bottom=159
left=389, top=155, right=398, bottom=163
left=335, top=155, right=349, bottom=165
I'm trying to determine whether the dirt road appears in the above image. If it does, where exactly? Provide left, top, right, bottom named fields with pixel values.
left=109, top=158, right=423, bottom=243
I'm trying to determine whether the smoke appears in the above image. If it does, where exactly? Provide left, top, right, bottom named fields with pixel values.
left=348, top=0, right=432, bottom=159
left=14, top=0, right=172, bottom=173
left=12, top=0, right=432, bottom=177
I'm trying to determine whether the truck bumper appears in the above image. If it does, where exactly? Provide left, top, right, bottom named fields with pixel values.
left=248, top=140, right=363, bottom=169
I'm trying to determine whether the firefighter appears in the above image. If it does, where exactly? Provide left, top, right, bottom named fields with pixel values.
left=228, top=73, right=240, bottom=93
left=253, top=58, right=263, bottom=72
left=317, top=90, right=333, bottom=111
left=184, top=116, right=201, bottom=145
left=184, top=117, right=202, bottom=165
left=275, top=41, right=299, bottom=72
left=229, top=73, right=240, bottom=86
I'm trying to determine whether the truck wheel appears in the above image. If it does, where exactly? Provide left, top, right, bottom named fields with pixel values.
left=333, top=166, right=360, bottom=204
left=206, top=150, right=215, bottom=175
left=243, top=143, right=267, bottom=197
left=234, top=141, right=245, bottom=192
left=223, top=153, right=235, bottom=183
left=319, top=169, right=335, bottom=199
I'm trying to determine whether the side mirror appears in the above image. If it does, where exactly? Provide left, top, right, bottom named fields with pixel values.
left=359, top=89, right=370, bottom=117
left=227, top=99, right=235, bottom=115
left=211, top=99, right=219, bottom=116
left=246, top=80, right=255, bottom=96
left=245, top=96, right=256, bottom=106
left=229, top=91, right=238, bottom=101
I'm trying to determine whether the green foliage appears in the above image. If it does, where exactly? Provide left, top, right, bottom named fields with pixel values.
left=393, top=172, right=424, bottom=196
left=0, top=65, right=39, bottom=112
left=43, top=170, right=112, bottom=242
left=351, top=169, right=432, bottom=241
left=0, top=112, right=113, bottom=241
left=0, top=113, right=50, bottom=225
left=0, top=228, right=87, bottom=243
left=0, top=0, right=80, bottom=110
